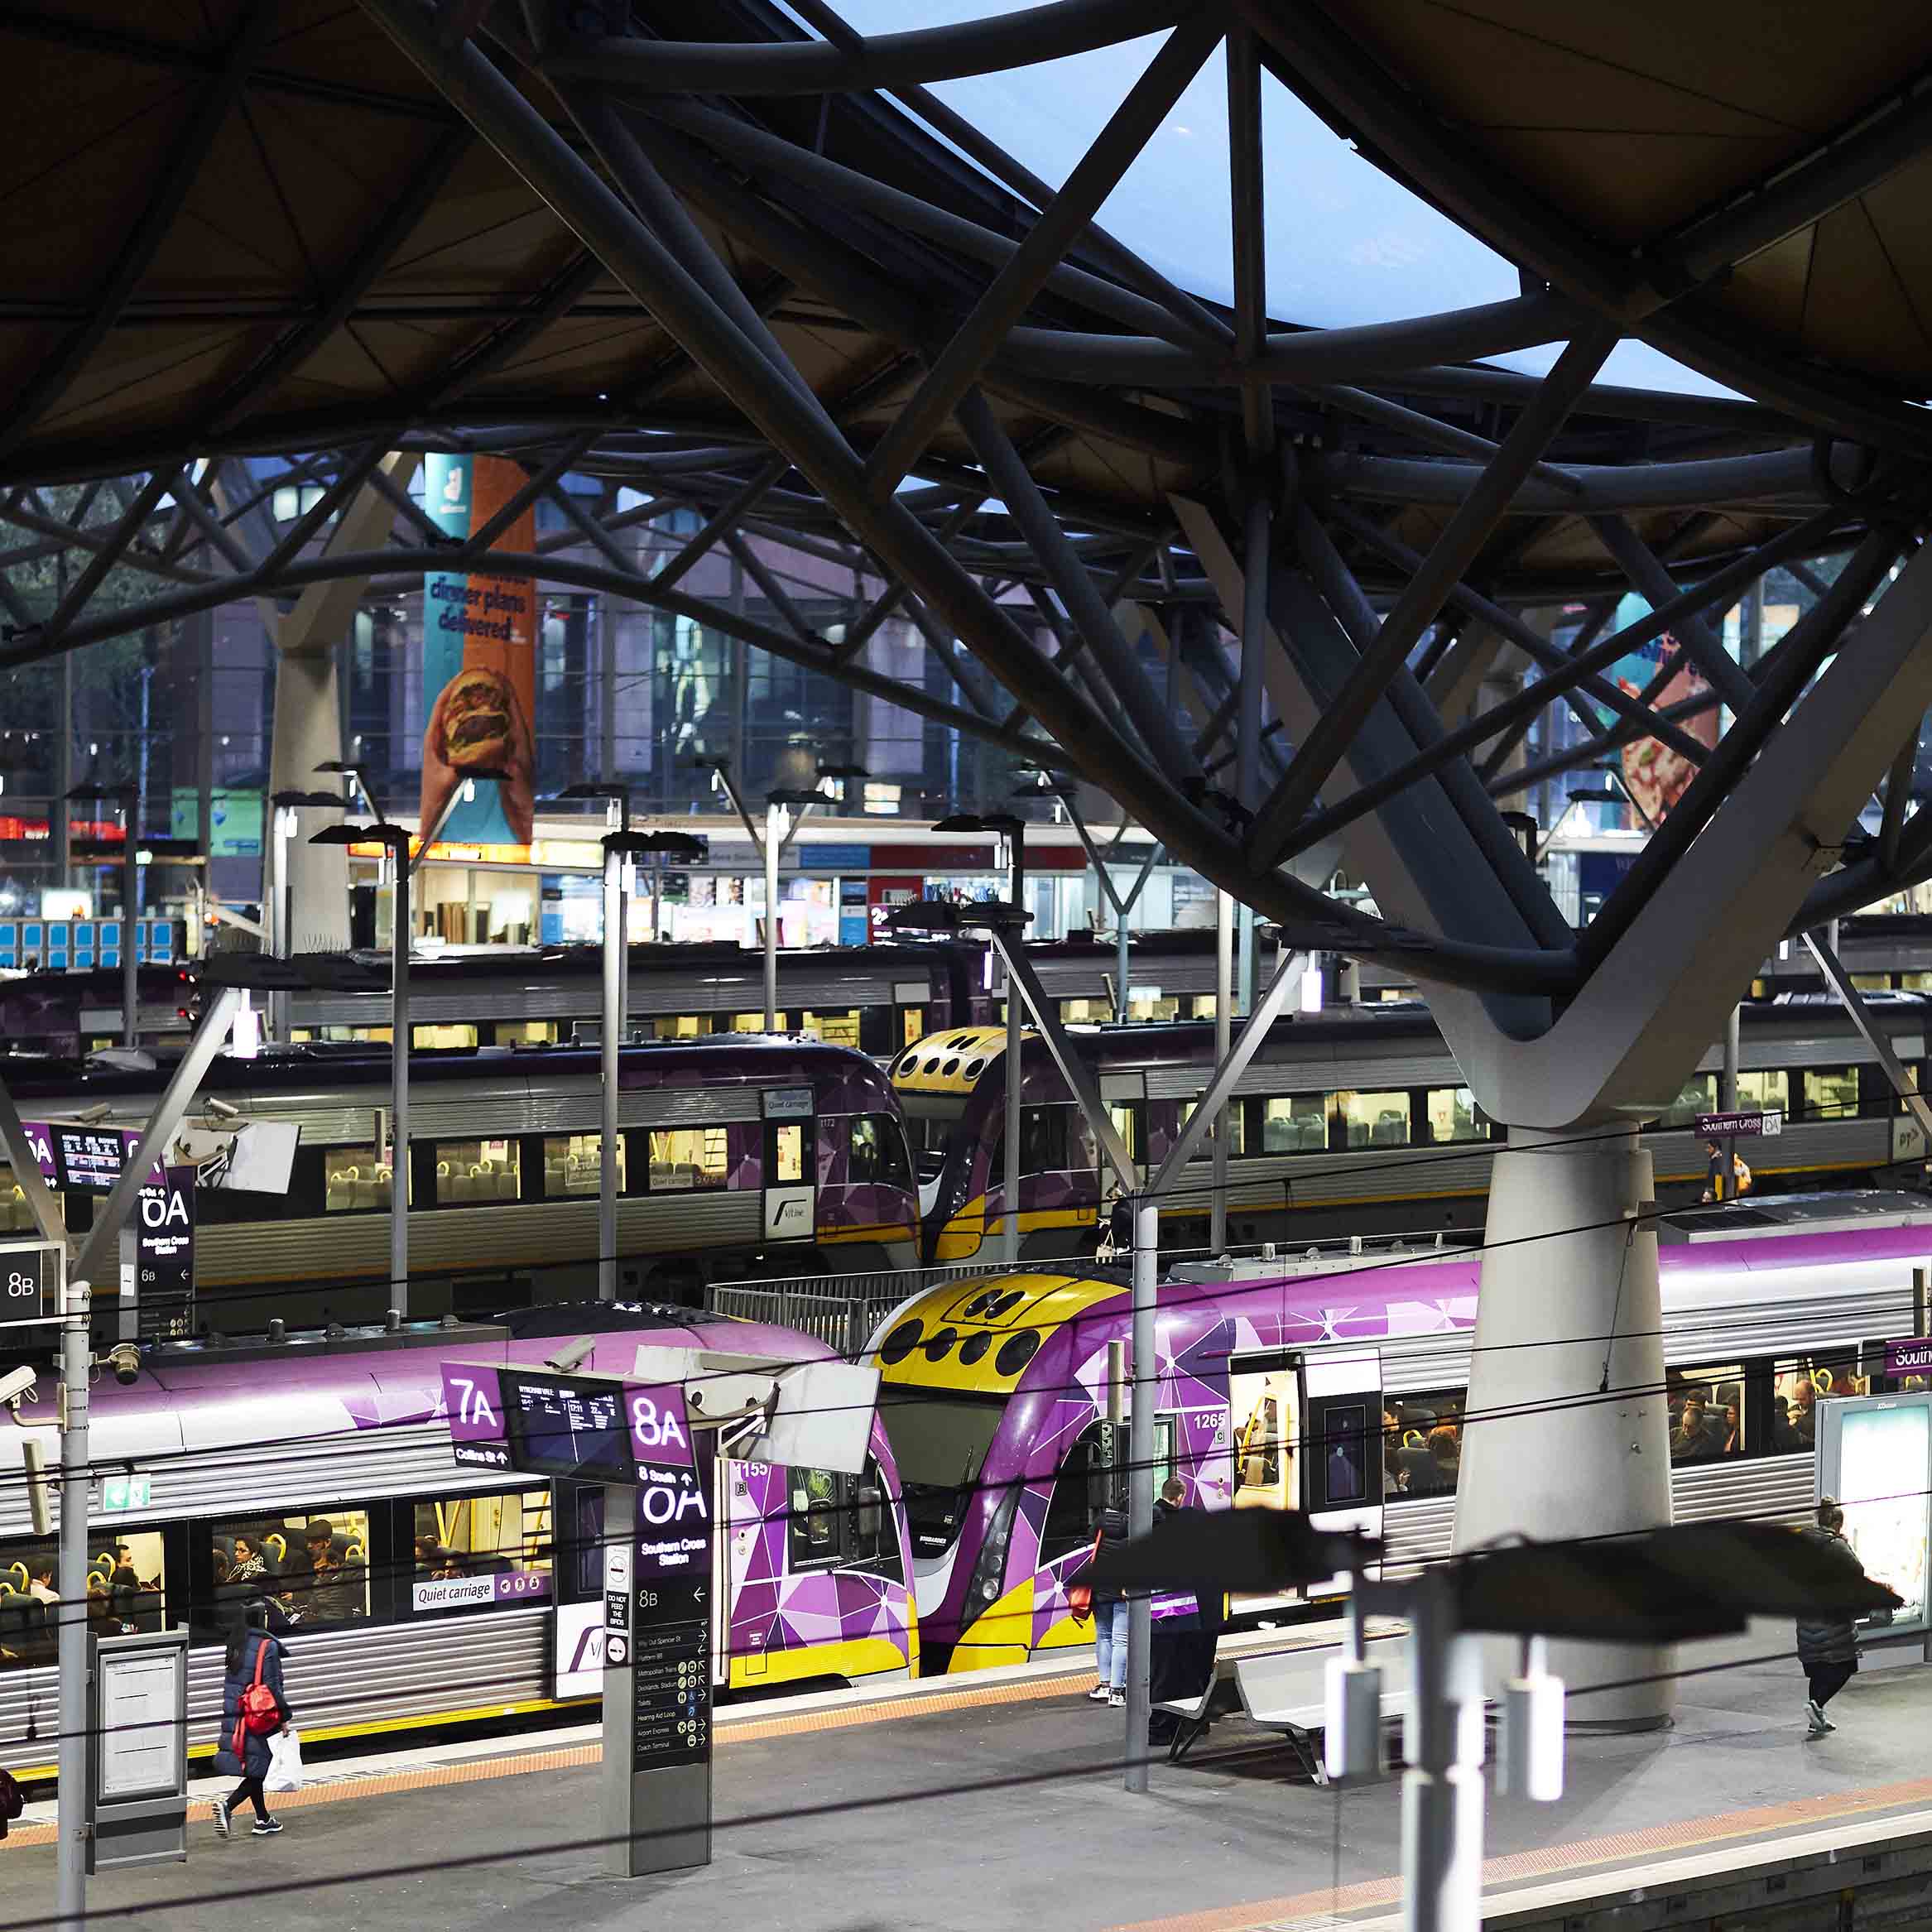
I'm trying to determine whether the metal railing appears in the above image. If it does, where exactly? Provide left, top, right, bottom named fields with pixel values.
left=706, top=1259, right=1013, bottom=1358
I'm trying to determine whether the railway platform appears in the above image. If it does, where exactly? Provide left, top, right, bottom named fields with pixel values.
left=2, top=1624, right=1929, bottom=1931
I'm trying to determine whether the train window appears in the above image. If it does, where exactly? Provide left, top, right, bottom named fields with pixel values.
left=1386, top=1391, right=1463, bottom=1498
left=1258, top=1095, right=1326, bottom=1155
left=848, top=1115, right=912, bottom=1190
left=323, top=1145, right=393, bottom=1214
left=1803, top=1067, right=1859, bottom=1121
left=411, top=1490, right=553, bottom=1616
left=496, top=1019, right=560, bottom=1046
left=0, top=1164, right=37, bottom=1233
left=1657, top=1073, right=1718, bottom=1127
left=734, top=1011, right=784, bottom=1032
left=1772, top=1352, right=1867, bottom=1450
left=771, top=1122, right=806, bottom=1185
left=1337, top=1089, right=1411, bottom=1150
left=1040, top=1417, right=1122, bottom=1560
left=652, top=1015, right=707, bottom=1040
left=206, top=1511, right=367, bottom=1629
left=1230, top=1358, right=1297, bottom=1510
left=1106, top=1103, right=1143, bottom=1162
left=0, top=1533, right=164, bottom=1665
left=1127, top=991, right=1180, bottom=1021
left=784, top=1464, right=895, bottom=1574
left=543, top=1132, right=624, bottom=1197
left=1737, top=1069, right=1790, bottom=1117
left=435, top=1138, right=521, bottom=1205
left=1180, top=1097, right=1244, bottom=1156
left=413, top=1022, right=478, bottom=1050
left=802, top=1007, right=861, bottom=1050
left=1425, top=1088, right=1491, bottom=1144
left=787, top=1466, right=839, bottom=1566
left=1667, top=1364, right=1746, bottom=1460
left=647, top=1127, right=728, bottom=1191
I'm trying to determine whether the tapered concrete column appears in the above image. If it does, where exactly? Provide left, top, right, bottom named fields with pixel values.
left=1454, top=1124, right=1670, bottom=1728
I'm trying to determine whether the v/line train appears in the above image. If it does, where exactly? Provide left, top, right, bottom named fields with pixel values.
left=893, top=995, right=1932, bottom=1261
left=0, top=930, right=1252, bottom=1059
left=0, top=1037, right=920, bottom=1329
left=863, top=1193, right=1932, bottom=1673
left=0, top=1304, right=917, bottom=1779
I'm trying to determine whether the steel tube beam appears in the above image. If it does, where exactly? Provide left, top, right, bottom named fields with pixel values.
left=863, top=16, right=1221, bottom=496
left=1150, top=949, right=1305, bottom=1194
left=1249, top=329, right=1614, bottom=863
left=600, top=833, right=624, bottom=1299
left=1580, top=526, right=1905, bottom=972
left=0, top=1078, right=65, bottom=1246
left=1805, top=932, right=1932, bottom=1143
left=1210, top=890, right=1233, bottom=1252
left=1880, top=727, right=1920, bottom=874
left=543, top=0, right=1190, bottom=96
left=74, top=985, right=243, bottom=1290
left=1587, top=514, right=1757, bottom=716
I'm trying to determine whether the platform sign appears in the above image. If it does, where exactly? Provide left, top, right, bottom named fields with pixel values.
left=1693, top=1110, right=1782, bottom=1139
left=0, top=1240, right=60, bottom=1326
left=86, top=1628, right=189, bottom=1871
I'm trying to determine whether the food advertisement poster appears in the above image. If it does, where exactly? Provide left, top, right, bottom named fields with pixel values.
left=421, top=453, right=537, bottom=851
left=1604, top=591, right=1722, bottom=823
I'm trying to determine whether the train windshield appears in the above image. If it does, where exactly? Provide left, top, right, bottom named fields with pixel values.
left=877, top=1388, right=1007, bottom=1556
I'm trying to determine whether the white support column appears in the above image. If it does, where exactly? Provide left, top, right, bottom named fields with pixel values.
left=1454, top=1125, right=1670, bottom=1726
left=1210, top=888, right=1233, bottom=1252
left=1123, top=1196, right=1158, bottom=1794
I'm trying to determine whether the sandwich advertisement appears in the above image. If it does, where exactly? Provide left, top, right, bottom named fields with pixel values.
left=421, top=453, right=537, bottom=851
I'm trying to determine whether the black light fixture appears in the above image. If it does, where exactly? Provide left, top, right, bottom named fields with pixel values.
left=883, top=898, right=1031, bottom=935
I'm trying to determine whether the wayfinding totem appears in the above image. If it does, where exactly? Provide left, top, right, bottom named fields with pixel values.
left=442, top=1343, right=879, bottom=1879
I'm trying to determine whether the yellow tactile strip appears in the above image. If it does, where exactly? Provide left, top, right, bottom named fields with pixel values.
left=0, top=1664, right=1098, bottom=1849
left=1109, top=1774, right=1932, bottom=1931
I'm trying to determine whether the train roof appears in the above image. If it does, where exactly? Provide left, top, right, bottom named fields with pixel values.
left=872, top=1194, right=1932, bottom=1396
left=0, top=1031, right=898, bottom=1105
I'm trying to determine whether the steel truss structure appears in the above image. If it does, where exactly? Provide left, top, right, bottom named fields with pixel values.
left=3, top=0, right=1932, bottom=1012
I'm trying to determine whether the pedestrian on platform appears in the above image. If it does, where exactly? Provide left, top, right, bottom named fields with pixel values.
left=1147, top=1478, right=1225, bottom=1749
left=1086, top=1504, right=1129, bottom=1710
left=210, top=1600, right=292, bottom=1839
left=1796, top=1497, right=1867, bottom=1737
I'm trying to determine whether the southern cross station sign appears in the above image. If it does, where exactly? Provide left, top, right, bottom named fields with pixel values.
left=1694, top=1111, right=1783, bottom=1139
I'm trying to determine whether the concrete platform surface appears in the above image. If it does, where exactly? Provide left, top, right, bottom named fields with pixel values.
left=2, top=1634, right=1930, bottom=1932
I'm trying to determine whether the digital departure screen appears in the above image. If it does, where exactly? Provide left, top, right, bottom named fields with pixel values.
left=502, top=1371, right=637, bottom=1483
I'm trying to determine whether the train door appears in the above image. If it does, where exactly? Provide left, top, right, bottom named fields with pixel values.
left=763, top=1087, right=815, bottom=1242
left=1226, top=1345, right=1383, bottom=1597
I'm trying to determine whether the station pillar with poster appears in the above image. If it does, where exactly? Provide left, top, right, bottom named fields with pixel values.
left=441, top=1345, right=879, bottom=1880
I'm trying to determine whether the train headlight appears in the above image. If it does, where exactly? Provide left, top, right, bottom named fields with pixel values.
left=963, top=1483, right=1021, bottom=1618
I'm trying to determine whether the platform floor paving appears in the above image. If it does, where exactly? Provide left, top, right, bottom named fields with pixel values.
left=2, top=1631, right=1930, bottom=1931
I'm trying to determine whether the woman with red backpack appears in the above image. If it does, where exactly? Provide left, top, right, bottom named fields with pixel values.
left=209, top=1599, right=292, bottom=1839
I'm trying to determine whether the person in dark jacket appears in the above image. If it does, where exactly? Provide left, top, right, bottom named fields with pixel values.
left=1146, top=1478, right=1228, bottom=1746
left=209, top=1602, right=292, bottom=1838
left=1796, top=1497, right=1867, bottom=1737
left=1087, top=1505, right=1130, bottom=1709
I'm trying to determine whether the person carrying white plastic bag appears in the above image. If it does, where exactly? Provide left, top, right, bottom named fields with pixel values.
left=265, top=1725, right=305, bottom=1795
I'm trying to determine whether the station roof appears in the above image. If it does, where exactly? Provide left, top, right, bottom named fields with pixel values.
left=3, top=2, right=1928, bottom=600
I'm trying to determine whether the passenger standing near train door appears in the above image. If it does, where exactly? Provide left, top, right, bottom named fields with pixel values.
left=211, top=1601, right=293, bottom=1839
left=1084, top=1505, right=1130, bottom=1709
left=1796, top=1498, right=1867, bottom=1737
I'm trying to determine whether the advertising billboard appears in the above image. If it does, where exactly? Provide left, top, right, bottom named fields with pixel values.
left=420, top=453, right=537, bottom=853
left=1818, top=1391, right=1932, bottom=1649
left=1603, top=591, right=1723, bottom=822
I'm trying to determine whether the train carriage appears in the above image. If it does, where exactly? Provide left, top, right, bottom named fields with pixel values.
left=0, top=1305, right=919, bottom=1779
left=866, top=1193, right=1932, bottom=1673
left=895, top=999, right=1932, bottom=1262
left=0, top=1036, right=920, bottom=1328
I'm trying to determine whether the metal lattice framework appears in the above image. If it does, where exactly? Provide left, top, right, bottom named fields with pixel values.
left=5, top=0, right=1932, bottom=1007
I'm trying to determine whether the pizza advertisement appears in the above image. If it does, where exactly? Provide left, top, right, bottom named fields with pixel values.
left=420, top=453, right=538, bottom=853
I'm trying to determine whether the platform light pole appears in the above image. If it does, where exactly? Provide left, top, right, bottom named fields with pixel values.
left=936, top=812, right=1028, bottom=1264
left=596, top=829, right=704, bottom=1297
left=66, top=781, right=138, bottom=1046
left=55, top=1265, right=89, bottom=1932
left=310, top=820, right=412, bottom=1319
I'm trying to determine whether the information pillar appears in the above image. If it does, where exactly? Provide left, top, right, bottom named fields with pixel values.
left=601, top=1448, right=714, bottom=1877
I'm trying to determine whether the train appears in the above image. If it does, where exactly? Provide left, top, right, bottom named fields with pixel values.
left=893, top=996, right=1932, bottom=1261
left=0, top=930, right=1255, bottom=1060
left=0, top=1036, right=920, bottom=1329
left=864, top=1191, right=1932, bottom=1673
left=0, top=1301, right=917, bottom=1778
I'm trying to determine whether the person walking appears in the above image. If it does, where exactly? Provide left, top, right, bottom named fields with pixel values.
left=1085, top=1504, right=1130, bottom=1709
left=1796, top=1497, right=1867, bottom=1737
left=210, top=1600, right=293, bottom=1838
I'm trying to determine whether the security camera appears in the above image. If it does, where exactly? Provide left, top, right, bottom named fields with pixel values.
left=105, top=1343, right=141, bottom=1387
left=544, top=1336, right=596, bottom=1374
left=0, top=1364, right=37, bottom=1411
